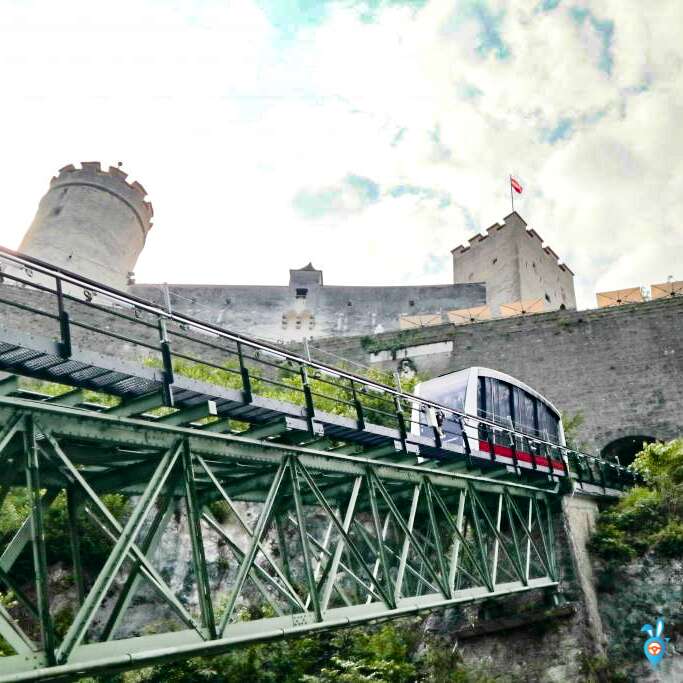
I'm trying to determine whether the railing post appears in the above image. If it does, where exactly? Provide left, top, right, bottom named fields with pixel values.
left=571, top=452, right=583, bottom=485
left=394, top=395, right=408, bottom=451
left=560, top=448, right=570, bottom=478
left=485, top=425, right=496, bottom=462
left=528, top=437, right=538, bottom=471
left=598, top=458, right=607, bottom=493
left=350, top=380, right=365, bottom=431
left=237, top=342, right=252, bottom=404
left=460, top=416, right=473, bottom=469
left=432, top=409, right=443, bottom=450
left=614, top=456, right=623, bottom=490
left=56, top=278, right=71, bottom=359
left=158, top=318, right=174, bottom=407
left=507, top=426, right=520, bottom=477
left=300, top=365, right=315, bottom=432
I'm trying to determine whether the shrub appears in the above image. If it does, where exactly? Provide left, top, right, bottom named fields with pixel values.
left=652, top=520, right=683, bottom=558
left=588, top=524, right=636, bottom=564
left=590, top=439, right=683, bottom=563
left=604, top=487, right=665, bottom=534
left=631, top=438, right=683, bottom=485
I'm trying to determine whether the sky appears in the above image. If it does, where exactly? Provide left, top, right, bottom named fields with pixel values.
left=0, top=0, right=681, bottom=310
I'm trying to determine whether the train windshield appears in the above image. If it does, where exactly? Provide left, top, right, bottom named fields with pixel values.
left=417, top=372, right=468, bottom=443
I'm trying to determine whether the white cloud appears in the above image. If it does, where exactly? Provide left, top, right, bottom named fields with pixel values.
left=0, top=0, right=681, bottom=309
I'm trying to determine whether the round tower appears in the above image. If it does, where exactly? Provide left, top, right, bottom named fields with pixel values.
left=19, top=162, right=153, bottom=290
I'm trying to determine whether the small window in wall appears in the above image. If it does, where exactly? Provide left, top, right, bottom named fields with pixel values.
left=347, top=301, right=352, bottom=307
left=545, top=293, right=551, bottom=303
left=296, top=288, right=308, bottom=299
left=409, top=300, right=415, bottom=307
left=492, top=258, right=498, bottom=265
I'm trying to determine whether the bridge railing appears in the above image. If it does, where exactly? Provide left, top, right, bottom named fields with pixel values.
left=0, top=245, right=636, bottom=490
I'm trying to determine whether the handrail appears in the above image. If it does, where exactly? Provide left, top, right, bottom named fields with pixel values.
left=0, top=244, right=634, bottom=484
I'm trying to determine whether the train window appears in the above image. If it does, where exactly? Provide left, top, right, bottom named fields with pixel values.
left=538, top=403, right=560, bottom=443
left=514, top=388, right=537, bottom=436
left=477, top=376, right=490, bottom=419
left=494, top=381, right=513, bottom=426
left=478, top=377, right=513, bottom=427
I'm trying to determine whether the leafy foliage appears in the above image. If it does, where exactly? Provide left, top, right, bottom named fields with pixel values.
left=43, top=491, right=130, bottom=569
left=18, top=377, right=120, bottom=407
left=589, top=439, right=683, bottom=564
left=0, top=592, right=18, bottom=656
left=96, top=621, right=504, bottom=683
left=146, top=356, right=420, bottom=429
left=561, top=412, right=587, bottom=452
left=1, top=490, right=130, bottom=575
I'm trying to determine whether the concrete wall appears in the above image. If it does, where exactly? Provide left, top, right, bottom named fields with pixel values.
left=130, top=280, right=487, bottom=344
left=451, top=212, right=576, bottom=314
left=19, top=163, right=153, bottom=290
left=308, top=296, right=683, bottom=453
left=561, top=496, right=605, bottom=650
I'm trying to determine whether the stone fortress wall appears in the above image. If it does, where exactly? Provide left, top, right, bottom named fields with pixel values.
left=134, top=212, right=577, bottom=343
left=306, top=295, right=683, bottom=457
left=131, top=268, right=487, bottom=344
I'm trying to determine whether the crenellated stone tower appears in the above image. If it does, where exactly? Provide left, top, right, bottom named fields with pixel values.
left=19, top=162, right=153, bottom=290
left=452, top=211, right=576, bottom=315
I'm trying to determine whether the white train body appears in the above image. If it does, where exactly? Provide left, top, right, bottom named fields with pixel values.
left=411, top=367, right=567, bottom=476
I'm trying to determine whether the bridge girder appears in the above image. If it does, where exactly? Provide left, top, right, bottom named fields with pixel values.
left=0, top=397, right=558, bottom=682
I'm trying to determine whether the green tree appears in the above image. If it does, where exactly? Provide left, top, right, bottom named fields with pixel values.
left=589, top=438, right=683, bottom=563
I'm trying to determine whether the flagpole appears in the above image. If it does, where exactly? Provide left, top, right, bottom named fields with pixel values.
left=509, top=174, right=514, bottom=213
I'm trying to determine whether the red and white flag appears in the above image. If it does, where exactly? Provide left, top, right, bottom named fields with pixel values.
left=510, top=176, right=523, bottom=194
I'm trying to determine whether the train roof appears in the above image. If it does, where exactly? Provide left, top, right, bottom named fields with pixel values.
left=415, top=366, right=562, bottom=417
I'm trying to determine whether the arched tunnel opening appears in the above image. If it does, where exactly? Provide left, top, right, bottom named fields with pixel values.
left=601, top=435, right=657, bottom=467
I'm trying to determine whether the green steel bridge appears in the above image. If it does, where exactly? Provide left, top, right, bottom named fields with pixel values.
left=0, top=248, right=634, bottom=681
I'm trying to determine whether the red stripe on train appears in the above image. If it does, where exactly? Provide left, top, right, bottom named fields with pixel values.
left=478, top=440, right=564, bottom=473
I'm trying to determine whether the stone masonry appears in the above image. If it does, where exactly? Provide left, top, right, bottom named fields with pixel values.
left=308, top=296, right=683, bottom=455
left=452, top=212, right=576, bottom=315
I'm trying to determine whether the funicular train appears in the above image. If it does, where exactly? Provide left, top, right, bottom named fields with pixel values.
left=411, top=367, right=567, bottom=477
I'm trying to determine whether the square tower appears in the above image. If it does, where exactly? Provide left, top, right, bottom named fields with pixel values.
left=451, top=212, right=576, bottom=315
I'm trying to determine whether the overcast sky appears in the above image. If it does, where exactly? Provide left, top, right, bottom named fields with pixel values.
left=1, top=0, right=681, bottom=309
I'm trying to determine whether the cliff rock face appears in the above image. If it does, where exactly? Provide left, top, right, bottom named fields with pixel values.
left=421, top=505, right=598, bottom=682
left=595, top=555, right=683, bottom=681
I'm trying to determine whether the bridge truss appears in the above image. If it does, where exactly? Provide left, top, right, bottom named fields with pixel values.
left=0, top=397, right=558, bottom=682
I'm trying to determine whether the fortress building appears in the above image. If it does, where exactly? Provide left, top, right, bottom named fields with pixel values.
left=19, top=162, right=153, bottom=290
left=16, top=163, right=575, bottom=342
left=452, top=212, right=576, bottom=315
